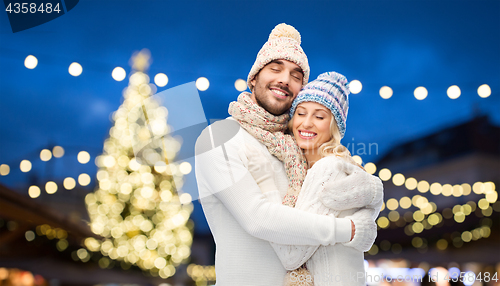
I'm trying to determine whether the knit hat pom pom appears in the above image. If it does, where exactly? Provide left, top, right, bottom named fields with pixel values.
left=269, top=23, right=301, bottom=44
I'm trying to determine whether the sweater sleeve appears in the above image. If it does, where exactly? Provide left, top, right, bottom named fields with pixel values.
left=260, top=158, right=352, bottom=270
left=195, top=123, right=351, bottom=246
left=315, top=157, right=384, bottom=252
left=319, top=158, right=384, bottom=211
left=342, top=205, right=381, bottom=252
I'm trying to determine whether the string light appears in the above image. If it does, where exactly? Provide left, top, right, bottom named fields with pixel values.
left=379, top=86, right=393, bottom=99
left=477, top=84, right=491, bottom=98
left=24, top=55, right=38, bottom=69
left=28, top=186, right=41, bottom=198
left=63, top=177, right=76, bottom=190
left=349, top=80, right=362, bottom=94
left=154, top=73, right=168, bottom=87
left=77, top=151, right=91, bottom=164
left=20, top=160, right=32, bottom=172
left=69, top=62, right=83, bottom=76
left=447, top=85, right=461, bottom=99
left=196, top=77, right=209, bottom=91
left=45, top=181, right=58, bottom=194
left=40, top=149, right=52, bottom=161
left=0, top=164, right=9, bottom=176
left=112, top=67, right=127, bottom=82
left=53, top=146, right=65, bottom=158
left=234, top=79, right=247, bottom=92
left=414, top=86, right=428, bottom=100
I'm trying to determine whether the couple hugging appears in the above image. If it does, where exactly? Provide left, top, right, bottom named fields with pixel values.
left=195, top=23, right=384, bottom=286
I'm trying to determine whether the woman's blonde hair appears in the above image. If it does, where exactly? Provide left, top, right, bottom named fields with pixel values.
left=289, top=112, right=364, bottom=170
left=319, top=116, right=364, bottom=170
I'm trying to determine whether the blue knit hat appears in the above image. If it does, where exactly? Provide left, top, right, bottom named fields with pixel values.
left=289, top=71, right=350, bottom=138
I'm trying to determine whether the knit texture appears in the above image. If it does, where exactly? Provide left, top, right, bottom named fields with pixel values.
left=260, top=156, right=382, bottom=285
left=228, top=92, right=307, bottom=207
left=247, top=23, right=310, bottom=91
left=289, top=72, right=350, bottom=138
left=195, top=120, right=354, bottom=285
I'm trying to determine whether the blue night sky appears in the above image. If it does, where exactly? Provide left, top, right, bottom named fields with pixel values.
left=1, top=0, right=499, bottom=233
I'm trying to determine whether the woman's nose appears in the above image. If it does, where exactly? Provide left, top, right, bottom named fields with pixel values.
left=302, top=116, right=314, bottom=128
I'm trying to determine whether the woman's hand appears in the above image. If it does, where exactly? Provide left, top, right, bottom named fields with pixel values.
left=238, top=144, right=279, bottom=193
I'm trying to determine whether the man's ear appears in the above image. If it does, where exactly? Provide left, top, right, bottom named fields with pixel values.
left=250, top=77, right=256, bottom=90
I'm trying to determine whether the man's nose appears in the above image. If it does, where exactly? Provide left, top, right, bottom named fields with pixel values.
left=276, top=71, right=290, bottom=86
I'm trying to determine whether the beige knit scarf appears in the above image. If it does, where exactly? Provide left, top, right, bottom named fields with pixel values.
left=228, top=92, right=307, bottom=207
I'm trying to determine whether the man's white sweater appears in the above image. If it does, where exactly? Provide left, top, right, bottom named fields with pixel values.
left=195, top=119, right=372, bottom=286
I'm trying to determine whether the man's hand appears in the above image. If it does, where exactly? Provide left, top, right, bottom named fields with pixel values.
left=351, top=220, right=355, bottom=241
left=238, top=144, right=278, bottom=193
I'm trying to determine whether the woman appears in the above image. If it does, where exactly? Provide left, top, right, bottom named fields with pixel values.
left=229, top=72, right=384, bottom=286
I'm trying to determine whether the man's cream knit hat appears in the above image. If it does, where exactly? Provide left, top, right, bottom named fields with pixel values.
left=247, top=23, right=310, bottom=91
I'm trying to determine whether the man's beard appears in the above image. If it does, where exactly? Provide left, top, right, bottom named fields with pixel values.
left=254, top=83, right=293, bottom=116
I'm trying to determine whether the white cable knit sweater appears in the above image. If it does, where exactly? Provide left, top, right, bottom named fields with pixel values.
left=195, top=119, right=379, bottom=286
left=264, top=156, right=384, bottom=286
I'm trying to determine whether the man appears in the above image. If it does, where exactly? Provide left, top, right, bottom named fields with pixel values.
left=195, top=23, right=377, bottom=285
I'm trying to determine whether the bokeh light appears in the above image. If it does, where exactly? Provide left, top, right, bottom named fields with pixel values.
left=352, top=155, right=362, bottom=165
left=24, top=55, right=38, bottom=69
left=20, top=160, right=32, bottom=172
left=377, top=217, right=389, bottom=228
left=349, top=80, right=362, bottom=94
left=25, top=230, right=35, bottom=241
left=477, top=84, right=491, bottom=98
left=378, top=168, right=391, bottom=181
left=45, top=181, right=58, bottom=194
left=52, top=146, right=65, bottom=158
left=405, top=177, right=418, bottom=190
left=0, top=164, right=9, bottom=176
left=196, top=77, right=210, bottom=91
left=430, top=182, right=442, bottom=195
left=112, top=67, right=126, bottom=81
left=392, top=173, right=405, bottom=186
left=386, top=198, right=399, bottom=210
left=364, top=162, right=376, bottom=174
left=417, top=180, right=429, bottom=193
left=28, top=186, right=41, bottom=198
left=78, top=151, right=91, bottom=164
left=64, top=177, right=76, bottom=190
left=179, top=162, right=192, bottom=174
left=40, top=149, right=52, bottom=161
left=155, top=73, right=169, bottom=87
left=69, top=62, right=83, bottom=76
left=78, top=173, right=91, bottom=186
left=447, top=85, right=461, bottom=99
left=234, top=79, right=247, bottom=92
left=379, top=86, right=393, bottom=99
left=399, top=197, right=412, bottom=209
left=414, top=86, right=428, bottom=100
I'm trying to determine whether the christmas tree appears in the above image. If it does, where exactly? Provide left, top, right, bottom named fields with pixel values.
left=84, top=49, right=193, bottom=279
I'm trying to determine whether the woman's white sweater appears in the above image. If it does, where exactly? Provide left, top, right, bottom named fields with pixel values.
left=264, top=156, right=384, bottom=286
